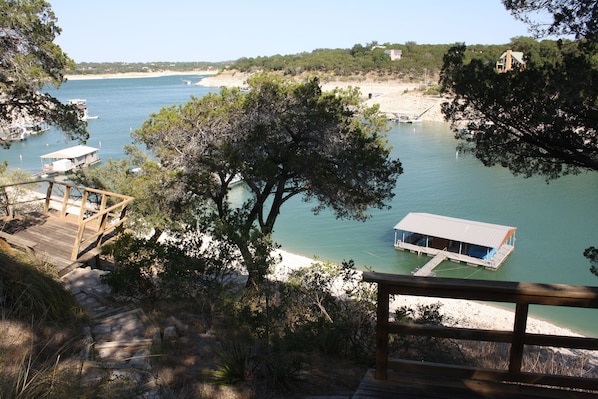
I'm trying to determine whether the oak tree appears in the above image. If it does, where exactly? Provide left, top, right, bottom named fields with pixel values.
left=439, top=0, right=597, bottom=180
left=133, top=74, right=403, bottom=286
left=0, top=0, right=87, bottom=147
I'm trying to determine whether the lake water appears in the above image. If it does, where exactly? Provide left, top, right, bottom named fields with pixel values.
left=3, top=76, right=598, bottom=336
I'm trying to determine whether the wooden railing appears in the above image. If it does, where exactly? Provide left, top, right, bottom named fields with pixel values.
left=0, top=180, right=133, bottom=260
left=362, top=271, right=598, bottom=392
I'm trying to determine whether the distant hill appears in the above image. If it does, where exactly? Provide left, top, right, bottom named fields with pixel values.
left=69, top=39, right=562, bottom=82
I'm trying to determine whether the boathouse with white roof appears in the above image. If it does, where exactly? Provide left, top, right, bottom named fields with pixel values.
left=393, top=212, right=517, bottom=276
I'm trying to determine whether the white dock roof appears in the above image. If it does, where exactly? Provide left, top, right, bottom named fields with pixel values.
left=394, top=212, right=516, bottom=249
left=41, top=145, right=99, bottom=159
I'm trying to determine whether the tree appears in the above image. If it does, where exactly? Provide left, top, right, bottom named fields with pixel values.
left=0, top=0, right=87, bottom=147
left=439, top=0, right=598, bottom=273
left=133, top=74, right=403, bottom=287
left=72, top=145, right=189, bottom=240
left=439, top=1, right=597, bottom=180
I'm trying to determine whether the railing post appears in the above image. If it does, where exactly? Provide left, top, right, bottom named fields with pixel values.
left=509, top=302, right=529, bottom=374
left=44, top=181, right=54, bottom=213
left=375, top=282, right=390, bottom=380
left=61, top=185, right=71, bottom=218
left=78, top=190, right=89, bottom=223
left=97, top=193, right=107, bottom=230
left=1, top=186, right=12, bottom=218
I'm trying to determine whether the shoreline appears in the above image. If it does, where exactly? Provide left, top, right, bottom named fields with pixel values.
left=64, top=69, right=217, bottom=81
left=197, top=71, right=447, bottom=122
left=273, top=249, right=586, bottom=339
left=65, top=70, right=447, bottom=122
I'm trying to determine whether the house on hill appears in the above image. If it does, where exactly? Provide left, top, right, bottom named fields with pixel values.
left=384, top=49, right=403, bottom=61
left=496, top=50, right=526, bottom=72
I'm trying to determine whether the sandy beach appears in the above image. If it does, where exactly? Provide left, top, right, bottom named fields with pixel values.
left=197, top=71, right=447, bottom=122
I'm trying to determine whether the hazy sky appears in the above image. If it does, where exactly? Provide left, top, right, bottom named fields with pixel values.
left=50, top=0, right=538, bottom=63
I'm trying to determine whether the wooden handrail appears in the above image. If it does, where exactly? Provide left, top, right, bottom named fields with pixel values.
left=362, top=271, right=598, bottom=392
left=0, top=180, right=133, bottom=260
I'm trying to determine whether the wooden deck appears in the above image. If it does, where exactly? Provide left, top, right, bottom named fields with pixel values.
left=0, top=211, right=107, bottom=275
left=0, top=180, right=133, bottom=276
left=396, top=241, right=515, bottom=271
left=412, top=252, right=447, bottom=277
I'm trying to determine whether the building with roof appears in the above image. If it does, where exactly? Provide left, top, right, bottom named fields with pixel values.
left=496, top=50, right=526, bottom=72
left=40, top=145, right=100, bottom=175
left=394, top=212, right=516, bottom=273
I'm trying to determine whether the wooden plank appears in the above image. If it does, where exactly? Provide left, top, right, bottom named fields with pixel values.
left=353, top=369, right=598, bottom=399
left=362, top=272, right=598, bottom=306
left=412, top=252, right=446, bottom=276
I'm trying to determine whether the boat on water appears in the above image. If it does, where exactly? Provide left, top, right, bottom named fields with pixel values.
left=39, top=145, right=101, bottom=176
left=67, top=99, right=99, bottom=121
left=1, top=121, right=50, bottom=141
left=388, top=104, right=435, bottom=124
left=393, top=212, right=517, bottom=276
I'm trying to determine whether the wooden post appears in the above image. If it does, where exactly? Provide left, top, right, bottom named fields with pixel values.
left=1, top=186, right=12, bottom=218
left=78, top=190, right=89, bottom=223
left=375, top=283, right=390, bottom=380
left=44, top=181, right=53, bottom=213
left=509, top=302, right=529, bottom=374
left=71, top=224, right=85, bottom=260
left=97, top=193, right=107, bottom=230
left=61, top=186, right=71, bottom=218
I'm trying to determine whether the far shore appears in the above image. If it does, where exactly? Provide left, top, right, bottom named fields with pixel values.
left=65, top=69, right=447, bottom=122
left=64, top=69, right=217, bottom=81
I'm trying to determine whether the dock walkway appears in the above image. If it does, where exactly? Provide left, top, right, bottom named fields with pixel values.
left=412, top=252, right=447, bottom=277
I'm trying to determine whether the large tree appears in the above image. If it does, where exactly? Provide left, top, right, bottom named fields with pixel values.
left=0, top=0, right=87, bottom=147
left=439, top=0, right=597, bottom=180
left=133, top=74, right=402, bottom=286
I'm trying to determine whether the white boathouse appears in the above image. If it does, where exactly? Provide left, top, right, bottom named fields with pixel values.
left=40, top=145, right=100, bottom=175
left=394, top=213, right=517, bottom=275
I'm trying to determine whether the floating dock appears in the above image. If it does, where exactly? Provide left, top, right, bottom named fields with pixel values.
left=394, top=213, right=517, bottom=275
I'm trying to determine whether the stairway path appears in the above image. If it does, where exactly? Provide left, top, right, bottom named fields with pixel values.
left=61, top=266, right=165, bottom=398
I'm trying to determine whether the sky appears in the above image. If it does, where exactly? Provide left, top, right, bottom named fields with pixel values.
left=49, top=0, right=540, bottom=63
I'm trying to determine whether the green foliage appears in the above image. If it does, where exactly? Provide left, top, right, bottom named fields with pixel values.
left=68, top=61, right=227, bottom=76
left=584, top=246, right=598, bottom=277
left=233, top=260, right=377, bottom=361
left=72, top=145, right=190, bottom=239
left=0, top=251, right=83, bottom=324
left=0, top=0, right=87, bottom=147
left=101, top=231, right=240, bottom=319
left=391, top=302, right=464, bottom=363
left=441, top=1, right=598, bottom=180
left=230, top=41, right=492, bottom=81
left=132, top=73, right=402, bottom=287
left=208, top=342, right=255, bottom=385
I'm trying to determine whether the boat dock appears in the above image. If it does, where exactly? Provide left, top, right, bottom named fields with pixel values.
left=412, top=252, right=447, bottom=277
left=394, top=213, right=517, bottom=274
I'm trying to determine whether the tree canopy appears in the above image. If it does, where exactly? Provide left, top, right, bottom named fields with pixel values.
left=439, top=0, right=597, bottom=180
left=0, top=0, right=87, bottom=146
left=132, top=74, right=402, bottom=286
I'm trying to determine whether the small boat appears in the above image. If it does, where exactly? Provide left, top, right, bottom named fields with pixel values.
left=67, top=99, right=99, bottom=121
left=1, top=121, right=50, bottom=141
left=40, top=144, right=101, bottom=175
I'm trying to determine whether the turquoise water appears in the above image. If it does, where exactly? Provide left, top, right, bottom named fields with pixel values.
left=2, top=76, right=598, bottom=336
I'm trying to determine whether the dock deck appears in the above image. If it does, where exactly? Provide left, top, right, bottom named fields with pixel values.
left=412, top=252, right=447, bottom=277
left=0, top=211, right=106, bottom=276
left=0, top=180, right=132, bottom=276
